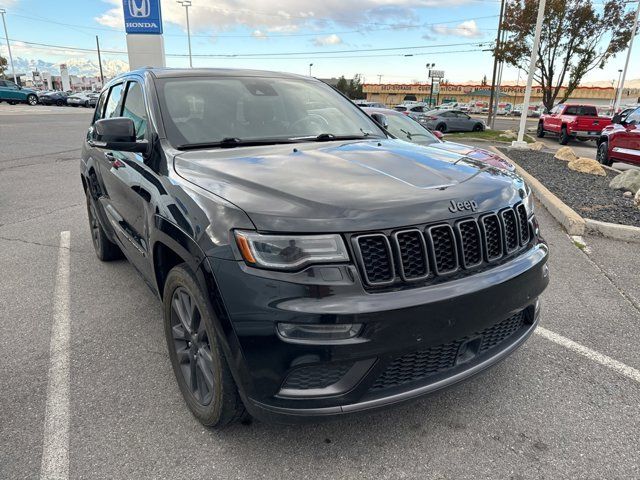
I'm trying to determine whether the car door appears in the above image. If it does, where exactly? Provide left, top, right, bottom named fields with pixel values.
left=0, top=80, right=8, bottom=100
left=612, top=107, right=640, bottom=165
left=453, top=111, right=472, bottom=131
left=96, top=79, right=156, bottom=280
left=0, top=80, right=20, bottom=101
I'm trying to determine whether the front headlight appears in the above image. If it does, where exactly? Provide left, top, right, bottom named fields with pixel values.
left=523, top=183, right=534, bottom=217
left=234, top=231, right=349, bottom=270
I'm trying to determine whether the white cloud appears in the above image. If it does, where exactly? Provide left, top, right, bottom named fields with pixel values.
left=431, top=20, right=483, bottom=39
left=312, top=34, right=343, bottom=47
left=95, top=0, right=478, bottom=33
left=252, top=30, right=268, bottom=40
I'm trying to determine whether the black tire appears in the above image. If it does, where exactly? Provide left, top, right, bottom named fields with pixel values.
left=8, top=100, right=16, bottom=105
left=85, top=189, right=123, bottom=261
left=56, top=99, right=65, bottom=107
left=27, top=94, right=38, bottom=106
left=559, top=126, right=570, bottom=145
left=84, top=100, right=89, bottom=108
left=536, top=122, right=545, bottom=138
left=597, top=141, right=613, bottom=167
left=436, top=123, right=447, bottom=133
left=163, top=264, right=246, bottom=427
left=472, top=123, right=484, bottom=132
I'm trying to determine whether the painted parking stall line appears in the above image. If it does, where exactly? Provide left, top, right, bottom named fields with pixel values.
left=40, top=231, right=71, bottom=480
left=536, top=326, right=640, bottom=384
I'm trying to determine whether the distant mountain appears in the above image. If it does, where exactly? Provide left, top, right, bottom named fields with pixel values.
left=10, top=57, right=129, bottom=78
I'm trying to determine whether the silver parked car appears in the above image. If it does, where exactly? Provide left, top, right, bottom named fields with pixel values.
left=421, top=109, right=485, bottom=133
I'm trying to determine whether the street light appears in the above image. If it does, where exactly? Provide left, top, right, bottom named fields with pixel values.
left=309, top=63, right=313, bottom=76
left=614, top=0, right=640, bottom=113
left=426, top=63, right=436, bottom=107
left=0, top=9, right=17, bottom=83
left=177, top=0, right=193, bottom=68
left=614, top=68, right=623, bottom=106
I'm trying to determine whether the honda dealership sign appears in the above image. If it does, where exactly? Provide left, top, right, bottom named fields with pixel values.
left=123, top=0, right=163, bottom=34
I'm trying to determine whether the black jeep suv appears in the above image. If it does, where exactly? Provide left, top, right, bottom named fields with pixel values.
left=81, top=68, right=549, bottom=426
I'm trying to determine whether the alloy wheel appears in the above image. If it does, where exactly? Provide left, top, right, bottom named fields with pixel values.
left=170, top=287, right=215, bottom=406
left=87, top=197, right=101, bottom=252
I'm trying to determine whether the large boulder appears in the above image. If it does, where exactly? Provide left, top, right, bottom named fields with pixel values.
left=609, top=169, right=640, bottom=194
left=567, top=157, right=606, bottom=176
left=554, top=146, right=579, bottom=162
left=499, top=130, right=517, bottom=140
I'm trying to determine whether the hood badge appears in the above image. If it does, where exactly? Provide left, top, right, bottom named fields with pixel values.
left=449, top=199, right=478, bottom=213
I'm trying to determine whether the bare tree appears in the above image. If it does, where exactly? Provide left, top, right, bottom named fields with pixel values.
left=499, top=0, right=635, bottom=110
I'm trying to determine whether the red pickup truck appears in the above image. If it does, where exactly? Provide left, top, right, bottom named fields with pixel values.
left=536, top=104, right=612, bottom=145
left=596, top=105, right=640, bottom=167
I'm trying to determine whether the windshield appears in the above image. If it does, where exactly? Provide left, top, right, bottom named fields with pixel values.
left=157, top=76, right=385, bottom=147
left=386, top=113, right=439, bottom=146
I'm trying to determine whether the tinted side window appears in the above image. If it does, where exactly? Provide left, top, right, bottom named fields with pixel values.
left=0, top=80, right=6, bottom=87
left=626, top=107, right=640, bottom=125
left=104, top=83, right=124, bottom=118
left=122, top=82, right=148, bottom=140
left=93, top=91, right=108, bottom=123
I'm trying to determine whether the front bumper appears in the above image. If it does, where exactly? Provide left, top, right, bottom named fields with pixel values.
left=207, top=242, right=549, bottom=423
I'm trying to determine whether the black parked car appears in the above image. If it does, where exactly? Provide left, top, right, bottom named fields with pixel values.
left=81, top=68, right=549, bottom=426
left=39, top=91, right=68, bottom=106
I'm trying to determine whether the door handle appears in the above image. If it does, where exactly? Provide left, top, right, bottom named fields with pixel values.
left=105, top=152, right=125, bottom=169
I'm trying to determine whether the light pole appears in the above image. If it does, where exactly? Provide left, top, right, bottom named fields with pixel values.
left=513, top=0, right=546, bottom=147
left=614, top=68, right=623, bottom=107
left=309, top=63, right=313, bottom=76
left=177, top=0, right=193, bottom=68
left=614, top=0, right=639, bottom=113
left=0, top=9, right=17, bottom=83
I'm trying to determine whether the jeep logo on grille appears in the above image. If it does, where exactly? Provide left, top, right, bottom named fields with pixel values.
left=448, top=199, right=478, bottom=213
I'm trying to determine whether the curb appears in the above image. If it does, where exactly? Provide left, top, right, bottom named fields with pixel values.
left=488, top=146, right=586, bottom=236
left=488, top=146, right=640, bottom=243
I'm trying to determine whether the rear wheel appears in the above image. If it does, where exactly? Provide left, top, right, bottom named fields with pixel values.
left=27, top=94, right=38, bottom=106
left=56, top=99, right=65, bottom=107
left=597, top=141, right=612, bottom=167
left=436, top=123, right=447, bottom=133
left=536, top=122, right=545, bottom=138
left=559, top=126, right=570, bottom=145
left=163, top=265, right=246, bottom=427
left=84, top=100, right=90, bottom=107
left=8, top=100, right=16, bottom=105
left=85, top=189, right=123, bottom=261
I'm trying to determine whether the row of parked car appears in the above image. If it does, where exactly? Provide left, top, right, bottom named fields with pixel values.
left=0, top=78, right=99, bottom=107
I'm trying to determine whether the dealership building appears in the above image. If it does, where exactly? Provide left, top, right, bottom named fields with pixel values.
left=363, top=83, right=640, bottom=108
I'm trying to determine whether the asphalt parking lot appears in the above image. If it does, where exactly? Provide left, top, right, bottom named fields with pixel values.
left=1, top=103, right=639, bottom=479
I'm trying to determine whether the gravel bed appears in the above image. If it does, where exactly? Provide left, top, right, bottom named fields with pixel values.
left=499, top=148, right=640, bottom=227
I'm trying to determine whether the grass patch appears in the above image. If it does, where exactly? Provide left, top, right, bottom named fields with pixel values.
left=446, top=129, right=535, bottom=144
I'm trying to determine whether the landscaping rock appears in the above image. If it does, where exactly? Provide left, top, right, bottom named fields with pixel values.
left=554, top=146, right=579, bottom=162
left=499, top=130, right=517, bottom=140
left=567, top=157, right=606, bottom=176
left=528, top=142, right=545, bottom=151
left=609, top=170, right=640, bottom=194
left=624, top=191, right=633, bottom=198
left=635, top=190, right=640, bottom=209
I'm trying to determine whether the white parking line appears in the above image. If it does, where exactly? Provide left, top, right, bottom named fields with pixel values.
left=40, top=231, right=71, bottom=480
left=536, top=326, right=640, bottom=384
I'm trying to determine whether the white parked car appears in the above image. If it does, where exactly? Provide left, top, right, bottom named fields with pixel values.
left=66, top=92, right=99, bottom=108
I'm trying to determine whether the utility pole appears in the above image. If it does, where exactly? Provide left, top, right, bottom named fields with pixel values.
left=177, top=0, right=193, bottom=68
left=96, top=36, right=104, bottom=87
left=309, top=63, right=313, bottom=76
left=487, top=0, right=506, bottom=127
left=0, top=9, right=17, bottom=83
left=513, top=0, right=546, bottom=147
left=426, top=63, right=435, bottom=108
left=377, top=74, right=382, bottom=84
left=614, top=0, right=639, bottom=113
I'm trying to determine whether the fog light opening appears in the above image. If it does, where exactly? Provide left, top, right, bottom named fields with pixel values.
left=277, top=323, right=363, bottom=342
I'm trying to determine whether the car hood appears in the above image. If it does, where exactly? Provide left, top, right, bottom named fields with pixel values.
left=432, top=141, right=515, bottom=171
left=174, top=139, right=524, bottom=232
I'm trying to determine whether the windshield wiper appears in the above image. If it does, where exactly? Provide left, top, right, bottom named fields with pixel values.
left=293, top=133, right=381, bottom=142
left=176, top=137, right=301, bottom=150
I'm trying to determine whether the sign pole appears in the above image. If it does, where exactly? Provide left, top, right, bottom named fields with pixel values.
left=614, top=0, right=640, bottom=113
left=513, top=0, right=546, bottom=148
left=0, top=9, right=17, bottom=83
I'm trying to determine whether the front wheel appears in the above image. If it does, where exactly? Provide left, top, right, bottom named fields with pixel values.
left=56, top=99, right=65, bottom=107
left=163, top=265, right=246, bottom=427
left=27, top=94, right=38, bottom=106
left=436, top=123, right=447, bottom=133
left=536, top=122, right=545, bottom=138
left=8, top=100, right=16, bottom=105
left=597, top=141, right=613, bottom=167
left=559, top=127, right=570, bottom=145
left=472, top=123, right=484, bottom=132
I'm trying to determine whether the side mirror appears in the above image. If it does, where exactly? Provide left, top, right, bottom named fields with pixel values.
left=89, top=117, right=149, bottom=153
left=432, top=130, right=444, bottom=140
left=612, top=113, right=622, bottom=124
left=370, top=113, right=389, bottom=129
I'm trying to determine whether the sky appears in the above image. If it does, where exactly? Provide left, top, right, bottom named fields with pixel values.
left=0, top=0, right=638, bottom=84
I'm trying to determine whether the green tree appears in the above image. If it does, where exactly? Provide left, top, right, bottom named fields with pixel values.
left=499, top=0, right=635, bottom=110
left=335, top=76, right=349, bottom=95
left=348, top=74, right=365, bottom=99
left=481, top=75, right=488, bottom=86
left=0, top=55, right=8, bottom=78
